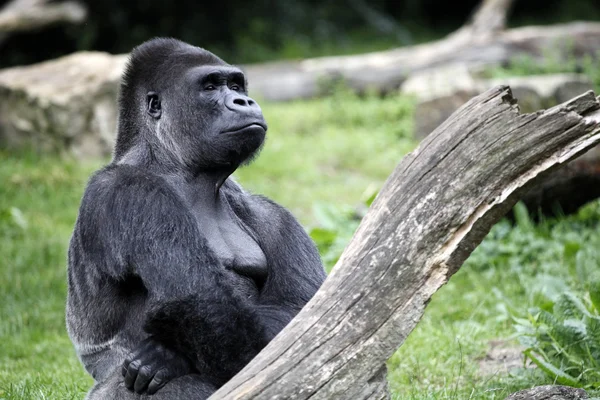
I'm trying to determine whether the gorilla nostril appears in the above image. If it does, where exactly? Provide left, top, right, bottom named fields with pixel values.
left=248, top=99, right=255, bottom=106
left=233, top=98, right=246, bottom=106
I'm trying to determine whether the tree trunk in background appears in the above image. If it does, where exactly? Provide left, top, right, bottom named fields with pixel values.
left=449, top=0, right=514, bottom=41
left=208, top=89, right=600, bottom=399
left=243, top=0, right=600, bottom=102
left=0, top=0, right=86, bottom=48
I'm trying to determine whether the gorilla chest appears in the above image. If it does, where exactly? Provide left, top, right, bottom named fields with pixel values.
left=190, top=199, right=267, bottom=280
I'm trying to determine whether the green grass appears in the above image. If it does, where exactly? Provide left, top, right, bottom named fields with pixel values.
left=387, top=203, right=600, bottom=399
left=0, top=154, right=98, bottom=398
left=0, top=91, right=414, bottom=399
left=2, top=88, right=600, bottom=399
left=236, top=88, right=415, bottom=224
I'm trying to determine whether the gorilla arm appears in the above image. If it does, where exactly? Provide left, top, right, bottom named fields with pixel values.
left=142, top=187, right=327, bottom=387
left=79, top=167, right=323, bottom=391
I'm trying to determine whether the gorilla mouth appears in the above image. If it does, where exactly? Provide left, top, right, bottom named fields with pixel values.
left=222, top=123, right=267, bottom=135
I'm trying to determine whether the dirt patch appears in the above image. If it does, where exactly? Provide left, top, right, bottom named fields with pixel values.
left=477, top=340, right=531, bottom=377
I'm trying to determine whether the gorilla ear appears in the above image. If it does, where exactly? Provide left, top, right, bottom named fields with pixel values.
left=147, top=92, right=162, bottom=119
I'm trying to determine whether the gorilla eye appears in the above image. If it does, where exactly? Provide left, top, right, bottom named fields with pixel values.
left=146, top=92, right=161, bottom=119
left=205, top=85, right=217, bottom=91
left=230, top=84, right=241, bottom=91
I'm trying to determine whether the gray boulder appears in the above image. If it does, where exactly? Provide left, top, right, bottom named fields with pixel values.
left=0, top=51, right=127, bottom=157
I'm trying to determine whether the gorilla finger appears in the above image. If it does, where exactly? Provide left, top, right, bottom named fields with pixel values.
left=133, top=365, right=154, bottom=394
left=147, top=369, right=169, bottom=395
left=123, top=359, right=141, bottom=390
left=121, top=356, right=134, bottom=377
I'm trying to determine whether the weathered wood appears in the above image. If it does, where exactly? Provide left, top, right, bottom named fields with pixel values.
left=504, top=385, right=588, bottom=400
left=451, top=0, right=514, bottom=41
left=209, top=87, right=600, bottom=399
left=0, top=0, right=86, bottom=34
left=245, top=21, right=600, bottom=101
left=244, top=0, right=600, bottom=104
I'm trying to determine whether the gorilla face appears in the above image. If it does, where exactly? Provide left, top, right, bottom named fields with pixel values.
left=147, top=62, right=267, bottom=172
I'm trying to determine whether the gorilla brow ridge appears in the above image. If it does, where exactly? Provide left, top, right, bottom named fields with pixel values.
left=114, top=38, right=226, bottom=160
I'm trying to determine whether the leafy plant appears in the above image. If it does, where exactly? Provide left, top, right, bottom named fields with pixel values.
left=513, top=285, right=600, bottom=388
left=309, top=185, right=378, bottom=271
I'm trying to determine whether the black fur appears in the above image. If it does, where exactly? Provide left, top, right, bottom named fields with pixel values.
left=66, top=38, right=326, bottom=399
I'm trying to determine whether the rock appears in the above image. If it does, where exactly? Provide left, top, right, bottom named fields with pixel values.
left=403, top=65, right=600, bottom=218
left=519, top=153, right=600, bottom=219
left=484, top=74, right=594, bottom=112
left=0, top=51, right=127, bottom=157
left=400, top=64, right=479, bottom=140
left=400, top=63, right=480, bottom=102
left=402, top=66, right=594, bottom=139
left=413, top=90, right=478, bottom=141
left=504, top=385, right=588, bottom=400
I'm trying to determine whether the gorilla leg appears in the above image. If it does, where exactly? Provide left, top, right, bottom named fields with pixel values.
left=86, top=369, right=216, bottom=400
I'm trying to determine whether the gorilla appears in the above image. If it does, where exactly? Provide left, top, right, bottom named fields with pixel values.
left=66, top=38, right=326, bottom=399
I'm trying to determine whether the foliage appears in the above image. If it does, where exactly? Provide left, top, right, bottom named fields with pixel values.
left=4, top=80, right=600, bottom=398
left=516, top=288, right=600, bottom=388
left=235, top=88, right=415, bottom=224
left=512, top=278, right=600, bottom=387
left=485, top=46, right=600, bottom=91
left=4, top=0, right=600, bottom=68
left=309, top=185, right=377, bottom=271
left=307, top=195, right=600, bottom=398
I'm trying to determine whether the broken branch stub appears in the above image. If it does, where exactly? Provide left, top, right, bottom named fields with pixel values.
left=210, top=86, right=600, bottom=400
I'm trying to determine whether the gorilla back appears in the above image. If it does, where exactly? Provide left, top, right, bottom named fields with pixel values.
left=66, top=38, right=326, bottom=399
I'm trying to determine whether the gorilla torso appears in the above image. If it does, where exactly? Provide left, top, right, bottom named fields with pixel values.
left=67, top=38, right=326, bottom=399
left=67, top=169, right=271, bottom=379
left=165, top=173, right=268, bottom=284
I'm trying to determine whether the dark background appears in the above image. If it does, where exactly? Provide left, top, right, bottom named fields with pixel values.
left=1, top=0, right=599, bottom=68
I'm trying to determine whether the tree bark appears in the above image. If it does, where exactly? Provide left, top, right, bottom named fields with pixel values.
left=209, top=87, right=600, bottom=399
left=243, top=0, right=599, bottom=102
left=0, top=0, right=86, bottom=34
left=451, top=0, right=514, bottom=41
left=504, top=385, right=588, bottom=400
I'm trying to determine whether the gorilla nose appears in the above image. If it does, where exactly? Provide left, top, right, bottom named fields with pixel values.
left=225, top=95, right=262, bottom=113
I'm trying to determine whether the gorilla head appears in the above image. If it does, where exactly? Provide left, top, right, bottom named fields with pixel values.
left=114, top=38, right=267, bottom=174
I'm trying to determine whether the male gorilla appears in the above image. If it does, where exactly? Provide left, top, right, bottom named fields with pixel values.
left=66, top=38, right=326, bottom=399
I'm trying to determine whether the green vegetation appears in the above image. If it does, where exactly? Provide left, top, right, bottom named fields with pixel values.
left=485, top=48, right=600, bottom=91
left=513, top=273, right=600, bottom=387
left=2, top=84, right=600, bottom=399
left=388, top=203, right=600, bottom=399
left=236, top=87, right=415, bottom=224
left=0, top=91, right=414, bottom=399
left=308, top=188, right=600, bottom=398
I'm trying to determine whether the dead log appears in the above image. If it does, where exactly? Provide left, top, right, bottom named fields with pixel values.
left=243, top=0, right=600, bottom=102
left=504, top=385, right=588, bottom=400
left=209, top=87, right=600, bottom=399
left=0, top=0, right=86, bottom=34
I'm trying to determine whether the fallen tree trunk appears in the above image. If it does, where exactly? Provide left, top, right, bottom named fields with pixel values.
left=0, top=0, right=86, bottom=33
left=244, top=0, right=600, bottom=102
left=245, top=21, right=600, bottom=101
left=209, top=87, right=600, bottom=399
left=0, top=0, right=86, bottom=48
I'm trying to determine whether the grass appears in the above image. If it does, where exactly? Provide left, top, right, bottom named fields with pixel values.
left=388, top=204, right=600, bottom=399
left=2, top=86, right=600, bottom=399
left=0, top=90, right=414, bottom=399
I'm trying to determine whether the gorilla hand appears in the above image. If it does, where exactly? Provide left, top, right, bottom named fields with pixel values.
left=121, top=336, right=194, bottom=394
